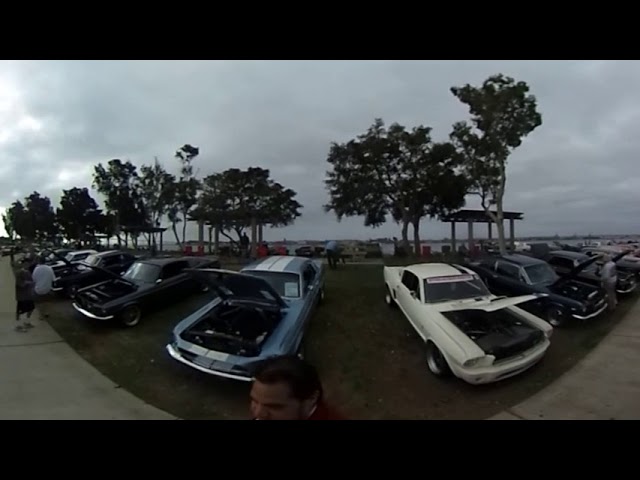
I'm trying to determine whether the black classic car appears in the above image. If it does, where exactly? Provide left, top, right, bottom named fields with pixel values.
left=580, top=246, right=640, bottom=280
left=72, top=256, right=220, bottom=327
left=51, top=250, right=138, bottom=298
left=545, top=250, right=637, bottom=295
left=466, top=254, right=608, bottom=327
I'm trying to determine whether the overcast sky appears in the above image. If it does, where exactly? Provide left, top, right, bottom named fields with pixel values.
left=0, top=60, right=638, bottom=241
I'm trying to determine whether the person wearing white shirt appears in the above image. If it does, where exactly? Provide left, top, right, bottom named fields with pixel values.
left=31, top=255, right=55, bottom=318
left=600, top=254, right=618, bottom=311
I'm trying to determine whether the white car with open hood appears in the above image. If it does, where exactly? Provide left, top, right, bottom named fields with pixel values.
left=383, top=262, right=553, bottom=385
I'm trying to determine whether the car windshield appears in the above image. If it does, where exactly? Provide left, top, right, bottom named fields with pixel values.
left=424, top=275, right=491, bottom=303
left=123, top=262, right=161, bottom=283
left=83, top=254, right=101, bottom=266
left=243, top=271, right=300, bottom=298
left=524, top=263, right=558, bottom=285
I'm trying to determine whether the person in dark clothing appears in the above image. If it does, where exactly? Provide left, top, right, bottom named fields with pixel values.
left=240, top=233, right=250, bottom=258
left=14, top=259, right=35, bottom=332
left=250, top=355, right=345, bottom=420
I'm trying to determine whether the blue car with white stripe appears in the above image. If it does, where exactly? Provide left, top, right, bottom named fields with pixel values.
left=166, top=255, right=325, bottom=382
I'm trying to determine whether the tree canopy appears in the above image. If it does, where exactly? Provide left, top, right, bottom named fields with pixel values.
left=324, top=118, right=468, bottom=253
left=450, top=73, right=542, bottom=254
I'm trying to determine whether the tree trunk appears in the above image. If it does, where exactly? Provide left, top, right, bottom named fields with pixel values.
left=250, top=217, right=258, bottom=258
left=171, top=220, right=182, bottom=251
left=412, top=216, right=421, bottom=257
left=401, top=220, right=410, bottom=254
left=208, top=226, right=213, bottom=254
left=181, top=213, right=188, bottom=245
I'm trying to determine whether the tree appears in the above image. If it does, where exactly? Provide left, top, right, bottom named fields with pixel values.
left=197, top=167, right=302, bottom=247
left=92, top=159, right=146, bottom=247
left=173, top=144, right=201, bottom=246
left=56, top=187, right=105, bottom=244
left=23, top=192, right=58, bottom=242
left=2, top=209, right=15, bottom=240
left=450, top=73, right=542, bottom=255
left=139, top=157, right=177, bottom=246
left=324, top=118, right=468, bottom=253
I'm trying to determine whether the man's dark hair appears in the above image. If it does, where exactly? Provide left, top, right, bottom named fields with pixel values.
left=253, top=355, right=323, bottom=401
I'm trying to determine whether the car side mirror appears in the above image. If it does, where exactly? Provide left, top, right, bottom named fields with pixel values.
left=156, top=279, right=163, bottom=284
left=410, top=290, right=417, bottom=299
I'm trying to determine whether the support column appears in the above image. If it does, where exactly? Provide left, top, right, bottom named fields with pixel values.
left=450, top=221, right=456, bottom=251
left=159, top=232, right=163, bottom=252
left=467, top=221, right=474, bottom=251
left=509, top=218, right=515, bottom=251
left=214, top=226, right=220, bottom=254
left=487, top=221, right=492, bottom=240
left=258, top=224, right=263, bottom=243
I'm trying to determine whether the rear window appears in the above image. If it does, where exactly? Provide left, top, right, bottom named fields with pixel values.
left=244, top=271, right=300, bottom=298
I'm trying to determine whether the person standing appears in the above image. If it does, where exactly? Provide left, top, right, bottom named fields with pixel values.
left=600, top=254, right=618, bottom=311
left=14, top=259, right=35, bottom=332
left=31, top=255, right=55, bottom=319
left=325, top=240, right=340, bottom=269
left=249, top=355, right=345, bottom=420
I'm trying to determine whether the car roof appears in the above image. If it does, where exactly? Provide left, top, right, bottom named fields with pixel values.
left=70, top=249, right=97, bottom=255
left=243, top=255, right=309, bottom=274
left=500, top=254, right=544, bottom=266
left=138, top=256, right=206, bottom=266
left=406, top=262, right=476, bottom=279
left=93, top=250, right=121, bottom=257
left=548, top=250, right=589, bottom=260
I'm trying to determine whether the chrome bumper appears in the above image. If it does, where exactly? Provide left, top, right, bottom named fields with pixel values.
left=72, top=302, right=114, bottom=321
left=166, top=344, right=252, bottom=382
left=572, top=301, right=607, bottom=320
left=617, top=283, right=637, bottom=294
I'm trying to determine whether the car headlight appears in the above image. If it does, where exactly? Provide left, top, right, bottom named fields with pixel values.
left=463, top=358, right=482, bottom=368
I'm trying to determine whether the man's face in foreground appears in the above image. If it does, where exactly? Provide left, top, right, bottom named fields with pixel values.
left=250, top=380, right=316, bottom=420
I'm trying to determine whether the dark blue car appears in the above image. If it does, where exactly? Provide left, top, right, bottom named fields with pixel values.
left=166, top=255, right=325, bottom=382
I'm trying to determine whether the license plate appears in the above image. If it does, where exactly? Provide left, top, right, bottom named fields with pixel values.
left=193, top=356, right=213, bottom=369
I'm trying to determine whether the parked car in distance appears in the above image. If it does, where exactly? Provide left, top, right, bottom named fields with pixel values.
left=465, top=254, right=607, bottom=327
left=167, top=255, right=325, bottom=382
left=545, top=250, right=637, bottom=295
left=383, top=262, right=552, bottom=384
left=51, top=250, right=138, bottom=298
left=72, top=256, right=220, bottom=327
left=581, top=245, right=640, bottom=280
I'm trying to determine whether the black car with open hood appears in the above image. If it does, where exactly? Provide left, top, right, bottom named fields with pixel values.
left=465, top=253, right=608, bottom=327
left=544, top=250, right=637, bottom=295
left=72, top=256, right=220, bottom=327
left=51, top=250, right=138, bottom=298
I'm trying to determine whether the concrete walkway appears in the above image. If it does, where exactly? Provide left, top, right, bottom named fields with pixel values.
left=0, top=258, right=176, bottom=420
left=490, top=296, right=640, bottom=420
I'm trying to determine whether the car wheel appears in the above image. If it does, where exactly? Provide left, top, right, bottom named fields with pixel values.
left=120, top=305, right=142, bottom=328
left=426, top=341, right=452, bottom=377
left=546, top=306, right=566, bottom=328
left=385, top=286, right=396, bottom=308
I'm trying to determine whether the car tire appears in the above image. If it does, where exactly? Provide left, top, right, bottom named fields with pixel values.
left=120, top=305, right=142, bottom=328
left=546, top=305, right=566, bottom=328
left=385, top=286, right=396, bottom=308
left=426, top=341, right=452, bottom=377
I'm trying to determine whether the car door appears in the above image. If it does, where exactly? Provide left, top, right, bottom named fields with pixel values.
left=158, top=260, right=193, bottom=298
left=396, top=270, right=427, bottom=338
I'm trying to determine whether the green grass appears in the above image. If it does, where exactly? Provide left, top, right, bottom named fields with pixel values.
left=44, top=263, right=638, bottom=420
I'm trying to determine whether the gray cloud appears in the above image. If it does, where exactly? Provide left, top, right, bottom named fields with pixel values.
left=1, top=60, right=639, bottom=241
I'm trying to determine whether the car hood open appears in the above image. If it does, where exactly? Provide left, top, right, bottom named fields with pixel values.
left=551, top=254, right=605, bottom=287
left=187, top=268, right=287, bottom=308
left=436, top=293, right=546, bottom=313
left=82, top=263, right=138, bottom=287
